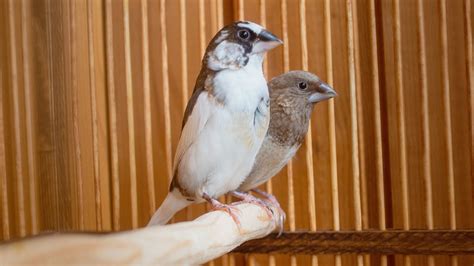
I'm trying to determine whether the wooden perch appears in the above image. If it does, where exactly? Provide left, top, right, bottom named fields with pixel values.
left=0, top=203, right=277, bottom=265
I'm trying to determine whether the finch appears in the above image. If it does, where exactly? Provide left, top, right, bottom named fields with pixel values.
left=237, top=71, right=337, bottom=231
left=147, top=21, right=282, bottom=226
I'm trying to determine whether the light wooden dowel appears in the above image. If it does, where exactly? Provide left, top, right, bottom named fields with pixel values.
left=8, top=0, right=27, bottom=238
left=368, top=0, right=387, bottom=265
left=122, top=0, right=138, bottom=229
left=160, top=0, right=173, bottom=182
left=105, top=0, right=120, bottom=231
left=87, top=0, right=103, bottom=231
left=0, top=203, right=278, bottom=265
left=21, top=0, right=39, bottom=235
left=141, top=0, right=156, bottom=218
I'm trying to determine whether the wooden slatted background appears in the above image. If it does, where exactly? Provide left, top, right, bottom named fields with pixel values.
left=1, top=0, right=473, bottom=265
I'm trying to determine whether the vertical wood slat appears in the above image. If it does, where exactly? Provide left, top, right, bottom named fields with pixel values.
left=21, top=0, right=38, bottom=235
left=280, top=1, right=296, bottom=265
left=160, top=0, right=172, bottom=183
left=280, top=0, right=295, bottom=232
left=416, top=1, right=434, bottom=265
left=299, top=0, right=316, bottom=233
left=259, top=2, right=275, bottom=266
left=237, top=0, right=244, bottom=20
left=465, top=1, right=473, bottom=212
left=324, top=1, right=341, bottom=266
left=180, top=0, right=194, bottom=222
left=70, top=0, right=85, bottom=231
left=141, top=0, right=156, bottom=217
left=180, top=0, right=189, bottom=110
left=2, top=1, right=474, bottom=266
left=45, top=0, right=58, bottom=230
left=216, top=0, right=223, bottom=29
left=439, top=1, right=458, bottom=264
left=122, top=0, right=138, bottom=229
left=347, top=1, right=363, bottom=266
left=91, top=0, right=111, bottom=231
left=199, top=0, right=206, bottom=57
left=8, top=0, right=27, bottom=237
left=393, top=0, right=410, bottom=230
left=439, top=0, right=456, bottom=231
left=197, top=0, right=209, bottom=223
left=299, top=2, right=318, bottom=266
left=0, top=60, right=10, bottom=240
left=393, top=0, right=410, bottom=265
left=368, top=0, right=387, bottom=265
left=86, top=0, right=102, bottom=230
left=346, top=0, right=362, bottom=234
left=105, top=0, right=120, bottom=231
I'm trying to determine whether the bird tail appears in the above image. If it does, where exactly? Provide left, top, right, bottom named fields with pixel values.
left=147, top=189, right=191, bottom=226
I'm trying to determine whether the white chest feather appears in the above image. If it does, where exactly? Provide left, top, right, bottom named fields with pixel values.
left=211, top=54, right=268, bottom=111
left=174, top=56, right=270, bottom=199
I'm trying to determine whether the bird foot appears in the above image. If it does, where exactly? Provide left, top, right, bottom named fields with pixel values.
left=251, top=188, right=286, bottom=236
left=230, top=191, right=274, bottom=219
left=202, top=193, right=242, bottom=230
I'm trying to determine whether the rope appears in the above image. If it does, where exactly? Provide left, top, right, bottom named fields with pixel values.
left=233, top=230, right=474, bottom=255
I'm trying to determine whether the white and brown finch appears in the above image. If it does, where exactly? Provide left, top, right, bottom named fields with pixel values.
left=147, top=21, right=282, bottom=226
left=237, top=71, right=337, bottom=230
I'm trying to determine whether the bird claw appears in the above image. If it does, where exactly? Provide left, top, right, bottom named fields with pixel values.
left=230, top=191, right=275, bottom=219
left=203, top=193, right=242, bottom=231
left=251, top=189, right=286, bottom=236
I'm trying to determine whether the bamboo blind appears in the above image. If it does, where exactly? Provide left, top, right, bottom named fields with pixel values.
left=0, top=0, right=473, bottom=265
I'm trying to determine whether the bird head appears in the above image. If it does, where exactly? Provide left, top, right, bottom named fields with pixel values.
left=206, top=21, right=282, bottom=71
left=270, top=70, right=337, bottom=112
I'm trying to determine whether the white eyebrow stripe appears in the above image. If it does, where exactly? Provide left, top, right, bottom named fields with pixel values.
left=237, top=22, right=263, bottom=35
left=214, top=30, right=229, bottom=43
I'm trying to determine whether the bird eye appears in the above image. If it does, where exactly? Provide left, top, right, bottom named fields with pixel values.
left=237, top=29, right=250, bottom=40
left=298, top=82, right=308, bottom=90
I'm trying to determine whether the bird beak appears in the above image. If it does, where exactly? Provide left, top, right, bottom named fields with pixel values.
left=308, top=82, right=337, bottom=103
left=252, top=30, right=283, bottom=54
